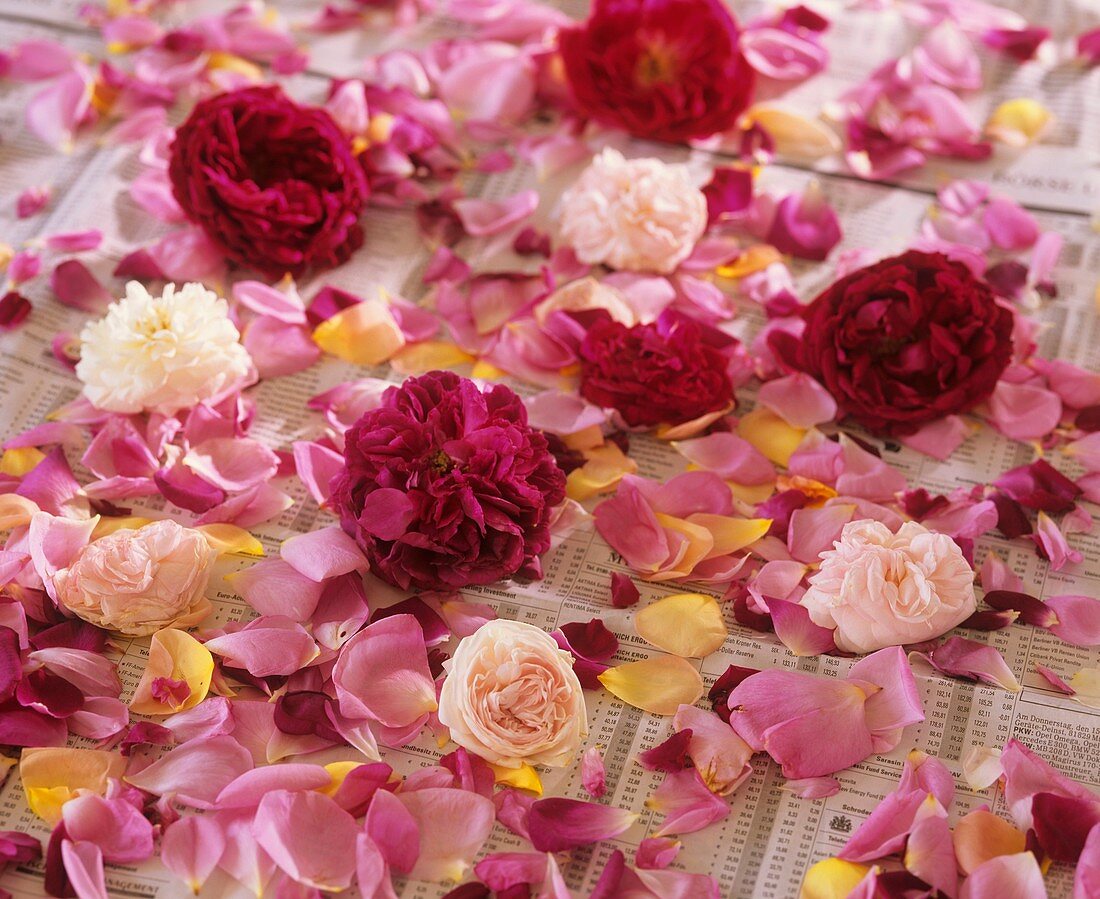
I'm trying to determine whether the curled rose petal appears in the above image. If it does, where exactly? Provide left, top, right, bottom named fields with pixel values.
left=672, top=705, right=753, bottom=795
left=130, top=629, right=214, bottom=715
left=634, top=593, right=727, bottom=658
left=527, top=798, right=637, bottom=852
left=598, top=656, right=704, bottom=715
left=581, top=746, right=606, bottom=798
left=913, top=637, right=1021, bottom=692
left=648, top=768, right=729, bottom=836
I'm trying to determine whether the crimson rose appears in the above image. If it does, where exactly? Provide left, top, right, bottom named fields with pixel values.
left=330, top=371, right=566, bottom=592
left=781, top=250, right=1013, bottom=436
left=168, top=86, right=367, bottom=279
left=558, top=0, right=756, bottom=143
left=579, top=312, right=734, bottom=428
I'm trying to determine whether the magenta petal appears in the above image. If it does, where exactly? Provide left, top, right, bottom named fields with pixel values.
left=0, top=705, right=67, bottom=746
left=593, top=480, right=669, bottom=572
left=60, top=840, right=107, bottom=899
left=161, top=816, right=224, bottom=893
left=62, top=794, right=154, bottom=864
left=215, top=764, right=332, bottom=810
left=635, top=836, right=681, bottom=870
left=292, top=440, right=344, bottom=506
left=919, top=636, right=1021, bottom=692
left=230, top=559, right=325, bottom=622
left=332, top=614, right=436, bottom=728
left=849, top=647, right=925, bottom=744
left=581, top=746, right=607, bottom=798
left=898, top=750, right=955, bottom=809
left=474, top=852, right=546, bottom=892
left=649, top=768, right=729, bottom=837
left=397, top=788, right=495, bottom=882
left=453, top=190, right=538, bottom=237
left=1075, top=824, right=1100, bottom=899
left=50, top=260, right=112, bottom=312
left=281, top=526, right=366, bottom=582
left=1000, top=738, right=1096, bottom=830
left=355, top=486, right=418, bottom=541
left=252, top=790, right=358, bottom=891
left=765, top=183, right=842, bottom=261
left=770, top=598, right=837, bottom=656
left=125, top=736, right=252, bottom=808
left=1033, top=792, right=1100, bottom=862
left=1043, top=594, right=1100, bottom=647
left=527, top=798, right=636, bottom=852
left=25, top=67, right=92, bottom=151
left=29, top=647, right=121, bottom=697
left=366, top=789, right=420, bottom=875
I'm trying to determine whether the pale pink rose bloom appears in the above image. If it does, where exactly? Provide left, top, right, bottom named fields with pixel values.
left=800, top=520, right=976, bottom=653
left=438, top=619, right=586, bottom=768
left=53, top=519, right=215, bottom=636
left=559, top=149, right=707, bottom=275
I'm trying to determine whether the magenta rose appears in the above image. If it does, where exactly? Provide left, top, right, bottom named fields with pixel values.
left=778, top=250, right=1013, bottom=436
left=330, top=371, right=566, bottom=592
left=558, top=0, right=756, bottom=143
left=168, top=85, right=368, bottom=279
left=579, top=312, right=734, bottom=428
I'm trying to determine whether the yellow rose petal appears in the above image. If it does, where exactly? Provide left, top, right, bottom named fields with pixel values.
left=741, top=106, right=842, bottom=160
left=20, top=748, right=126, bottom=825
left=312, top=297, right=405, bottom=366
left=91, top=516, right=153, bottom=540
left=985, top=99, right=1053, bottom=147
left=195, top=524, right=265, bottom=557
left=598, top=656, right=704, bottom=715
left=634, top=593, right=728, bottom=658
left=716, top=245, right=782, bottom=279
left=317, top=761, right=364, bottom=796
left=800, top=858, right=872, bottom=899
left=727, top=481, right=775, bottom=505
left=130, top=629, right=214, bottom=716
left=566, top=443, right=638, bottom=501
left=205, top=52, right=263, bottom=81
left=686, top=514, right=772, bottom=558
left=651, top=514, right=714, bottom=580
left=490, top=763, right=543, bottom=795
left=390, top=341, right=474, bottom=374
left=470, top=360, right=507, bottom=380
left=0, top=448, right=45, bottom=477
left=0, top=493, right=40, bottom=530
left=1068, top=667, right=1100, bottom=708
left=655, top=406, right=733, bottom=441
left=561, top=424, right=605, bottom=451
left=737, top=408, right=807, bottom=466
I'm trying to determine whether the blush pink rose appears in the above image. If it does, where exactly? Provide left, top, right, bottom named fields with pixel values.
left=53, top=519, right=215, bottom=636
left=437, top=619, right=586, bottom=768
left=799, top=520, right=976, bottom=653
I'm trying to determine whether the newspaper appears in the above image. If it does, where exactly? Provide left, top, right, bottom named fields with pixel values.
left=0, top=1, right=1098, bottom=897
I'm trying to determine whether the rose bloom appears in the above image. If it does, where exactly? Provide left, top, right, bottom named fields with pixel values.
left=559, top=149, right=707, bottom=274
left=168, top=85, right=368, bottom=279
left=558, top=0, right=755, bottom=142
left=782, top=250, right=1013, bottom=436
left=330, top=371, right=566, bottom=592
left=438, top=619, right=586, bottom=768
left=53, top=519, right=215, bottom=636
left=800, top=520, right=976, bottom=653
left=579, top=311, right=733, bottom=428
left=76, top=281, right=252, bottom=416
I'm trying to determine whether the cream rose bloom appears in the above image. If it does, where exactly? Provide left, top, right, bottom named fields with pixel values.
left=438, top=619, right=586, bottom=768
left=558, top=148, right=707, bottom=274
left=76, top=281, right=252, bottom=415
left=800, top=520, right=976, bottom=653
left=53, top=519, right=215, bottom=636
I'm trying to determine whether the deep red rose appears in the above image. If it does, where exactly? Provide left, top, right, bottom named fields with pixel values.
left=780, top=250, right=1013, bottom=436
left=330, top=371, right=566, bottom=592
left=558, top=0, right=755, bottom=143
left=168, top=85, right=367, bottom=279
left=579, top=312, right=734, bottom=428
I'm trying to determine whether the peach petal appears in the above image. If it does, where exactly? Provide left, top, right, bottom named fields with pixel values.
left=130, top=629, right=213, bottom=715
left=390, top=341, right=475, bottom=375
left=252, top=790, right=358, bottom=891
left=312, top=298, right=405, bottom=366
left=598, top=656, right=704, bottom=715
left=741, top=106, right=842, bottom=160
left=953, top=809, right=1027, bottom=875
left=194, top=523, right=264, bottom=557
left=19, top=747, right=125, bottom=825
left=1068, top=668, right=1100, bottom=708
left=634, top=593, right=727, bottom=658
left=800, top=858, right=871, bottom=899
left=688, top=515, right=772, bottom=558
left=566, top=443, right=638, bottom=501
left=736, top=408, right=806, bottom=466
left=0, top=493, right=41, bottom=529
left=984, top=99, right=1053, bottom=146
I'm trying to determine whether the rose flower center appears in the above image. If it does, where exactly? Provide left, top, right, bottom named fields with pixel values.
left=635, top=39, right=679, bottom=86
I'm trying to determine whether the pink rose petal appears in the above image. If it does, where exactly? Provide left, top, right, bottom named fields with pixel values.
left=527, top=798, right=637, bottom=852
left=649, top=768, right=729, bottom=837
left=769, top=598, right=838, bottom=656
left=397, top=788, right=495, bottom=882
left=986, top=380, right=1062, bottom=441
left=124, top=736, right=252, bottom=808
left=1043, top=594, right=1100, bottom=647
left=252, top=790, right=358, bottom=892
left=60, top=840, right=107, bottom=899
left=453, top=190, right=538, bottom=237
left=783, top=776, right=840, bottom=799
left=50, top=260, right=112, bottom=312
left=281, top=526, right=366, bottom=582
left=204, top=618, right=319, bottom=678
left=959, top=852, right=1048, bottom=899
left=292, top=440, right=344, bottom=506
left=229, top=559, right=325, bottom=622
left=161, top=816, right=225, bottom=894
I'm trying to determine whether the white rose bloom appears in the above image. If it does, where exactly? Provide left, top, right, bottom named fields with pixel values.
left=559, top=148, right=707, bottom=275
left=76, top=281, right=252, bottom=415
left=800, top=520, right=977, bottom=653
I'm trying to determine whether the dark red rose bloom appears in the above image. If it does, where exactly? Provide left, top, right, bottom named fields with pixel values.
left=579, top=312, right=734, bottom=428
left=779, top=250, right=1013, bottom=436
left=168, top=85, right=368, bottom=279
left=558, top=0, right=755, bottom=143
left=330, top=371, right=566, bottom=592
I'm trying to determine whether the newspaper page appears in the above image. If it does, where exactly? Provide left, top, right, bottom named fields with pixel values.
left=0, top=1, right=1098, bottom=897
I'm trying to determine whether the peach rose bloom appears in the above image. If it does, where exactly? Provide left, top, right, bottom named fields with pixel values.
left=559, top=148, right=707, bottom=275
left=800, top=519, right=976, bottom=653
left=53, top=520, right=215, bottom=636
left=438, top=619, right=586, bottom=768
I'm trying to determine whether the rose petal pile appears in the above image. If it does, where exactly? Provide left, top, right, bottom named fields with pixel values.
left=799, top=520, right=977, bottom=653
left=76, top=282, right=252, bottom=416
left=779, top=250, right=1013, bottom=436
left=438, top=619, right=586, bottom=768
left=559, top=149, right=707, bottom=274
left=330, top=370, right=567, bottom=592
left=53, top=519, right=215, bottom=636
left=558, top=0, right=756, bottom=142
left=579, top=311, right=733, bottom=428
left=168, top=85, right=368, bottom=279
